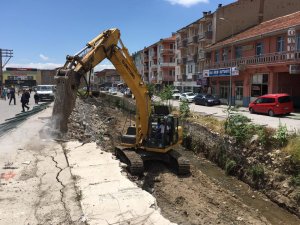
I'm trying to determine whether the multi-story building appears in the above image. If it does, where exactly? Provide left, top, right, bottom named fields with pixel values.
left=133, top=35, right=176, bottom=87
left=175, top=0, right=300, bottom=93
left=3, top=67, right=56, bottom=87
left=132, top=50, right=145, bottom=82
left=204, top=11, right=300, bottom=108
left=94, top=69, right=123, bottom=88
left=175, top=11, right=213, bottom=92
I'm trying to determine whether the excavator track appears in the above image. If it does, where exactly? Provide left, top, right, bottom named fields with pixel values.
left=115, top=147, right=144, bottom=175
left=168, top=150, right=190, bottom=175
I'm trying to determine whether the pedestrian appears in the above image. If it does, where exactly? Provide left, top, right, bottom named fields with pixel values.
left=7, top=88, right=10, bottom=100
left=9, top=86, right=16, bottom=105
left=34, top=91, right=39, bottom=104
left=2, top=88, right=7, bottom=100
left=25, top=89, right=30, bottom=105
left=21, top=90, right=30, bottom=112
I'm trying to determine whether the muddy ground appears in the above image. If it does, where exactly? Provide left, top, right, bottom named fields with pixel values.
left=65, top=96, right=297, bottom=225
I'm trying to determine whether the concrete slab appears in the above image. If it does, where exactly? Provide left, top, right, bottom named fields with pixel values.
left=66, top=141, right=176, bottom=225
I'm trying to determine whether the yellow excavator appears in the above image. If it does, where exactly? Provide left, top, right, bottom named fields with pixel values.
left=53, top=28, right=190, bottom=175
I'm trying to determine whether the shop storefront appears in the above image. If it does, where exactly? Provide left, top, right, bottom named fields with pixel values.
left=3, top=68, right=41, bottom=88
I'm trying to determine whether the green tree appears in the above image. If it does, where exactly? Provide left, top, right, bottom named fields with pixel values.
left=159, top=85, right=173, bottom=104
left=146, top=83, right=155, bottom=99
left=179, top=100, right=190, bottom=120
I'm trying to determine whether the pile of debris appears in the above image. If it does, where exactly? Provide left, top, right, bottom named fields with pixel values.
left=65, top=97, right=123, bottom=151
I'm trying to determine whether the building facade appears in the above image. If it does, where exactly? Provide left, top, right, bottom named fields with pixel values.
left=174, top=0, right=300, bottom=93
left=204, top=11, right=300, bottom=108
left=133, top=35, right=176, bottom=87
left=94, top=69, right=123, bottom=88
left=3, top=67, right=56, bottom=87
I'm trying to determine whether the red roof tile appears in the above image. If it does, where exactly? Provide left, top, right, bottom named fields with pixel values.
left=210, top=11, right=300, bottom=49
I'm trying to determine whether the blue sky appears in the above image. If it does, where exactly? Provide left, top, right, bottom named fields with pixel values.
left=1, top=0, right=235, bottom=71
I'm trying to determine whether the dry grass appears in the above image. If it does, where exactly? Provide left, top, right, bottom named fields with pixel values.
left=284, top=136, right=300, bottom=163
left=188, top=112, right=225, bottom=134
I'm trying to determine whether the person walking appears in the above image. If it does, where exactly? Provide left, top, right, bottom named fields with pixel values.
left=21, top=90, right=30, bottom=112
left=34, top=91, right=39, bottom=104
left=25, top=89, right=30, bottom=105
left=2, top=88, right=7, bottom=100
left=9, top=86, right=16, bottom=105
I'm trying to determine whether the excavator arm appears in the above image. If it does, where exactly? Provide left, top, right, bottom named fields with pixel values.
left=53, top=28, right=150, bottom=145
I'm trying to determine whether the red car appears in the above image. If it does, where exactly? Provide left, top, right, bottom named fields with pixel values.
left=249, top=93, right=294, bottom=116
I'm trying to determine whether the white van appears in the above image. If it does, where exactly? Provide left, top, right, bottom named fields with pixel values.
left=36, top=85, right=56, bottom=101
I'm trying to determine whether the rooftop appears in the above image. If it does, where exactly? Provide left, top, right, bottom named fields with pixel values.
left=209, top=11, right=300, bottom=49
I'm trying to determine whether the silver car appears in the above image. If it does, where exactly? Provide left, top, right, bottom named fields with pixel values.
left=179, top=92, right=196, bottom=103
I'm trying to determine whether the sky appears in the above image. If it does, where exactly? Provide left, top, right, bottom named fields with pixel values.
left=1, top=0, right=235, bottom=71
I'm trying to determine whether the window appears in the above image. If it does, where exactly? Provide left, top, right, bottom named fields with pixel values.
left=262, top=98, right=275, bottom=103
left=251, top=74, right=268, bottom=97
left=222, top=48, right=228, bottom=61
left=297, top=34, right=300, bottom=51
left=276, top=36, right=285, bottom=52
left=278, top=96, right=291, bottom=103
left=219, top=82, right=229, bottom=99
left=215, top=50, right=219, bottom=62
left=235, top=46, right=242, bottom=59
left=188, top=64, right=193, bottom=73
left=170, top=43, right=174, bottom=49
left=256, top=42, right=264, bottom=56
left=235, top=81, right=243, bottom=101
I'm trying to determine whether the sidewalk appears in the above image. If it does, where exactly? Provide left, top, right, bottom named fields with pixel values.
left=214, top=104, right=300, bottom=120
left=0, top=93, right=36, bottom=124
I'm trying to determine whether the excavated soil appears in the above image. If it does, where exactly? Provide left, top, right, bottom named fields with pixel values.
left=64, top=96, right=299, bottom=225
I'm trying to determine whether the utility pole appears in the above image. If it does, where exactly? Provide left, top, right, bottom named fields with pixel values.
left=0, top=49, right=13, bottom=86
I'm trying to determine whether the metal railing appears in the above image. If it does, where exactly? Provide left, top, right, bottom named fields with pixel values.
left=205, top=51, right=300, bottom=69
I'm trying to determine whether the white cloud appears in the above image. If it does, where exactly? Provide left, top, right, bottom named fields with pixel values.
left=165, top=0, right=209, bottom=7
left=39, top=54, right=49, bottom=61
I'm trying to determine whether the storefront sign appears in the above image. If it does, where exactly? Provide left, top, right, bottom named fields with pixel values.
left=203, top=67, right=239, bottom=77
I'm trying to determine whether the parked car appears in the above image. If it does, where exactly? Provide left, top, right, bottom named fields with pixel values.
left=248, top=93, right=294, bottom=116
left=123, top=88, right=132, bottom=98
left=108, top=87, right=117, bottom=95
left=194, top=94, right=221, bottom=106
left=179, top=92, right=196, bottom=103
left=172, top=89, right=181, bottom=100
left=36, top=85, right=56, bottom=101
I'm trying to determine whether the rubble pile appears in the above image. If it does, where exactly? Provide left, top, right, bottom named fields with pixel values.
left=65, top=97, right=123, bottom=151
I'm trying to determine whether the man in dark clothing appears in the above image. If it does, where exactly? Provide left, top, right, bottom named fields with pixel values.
left=25, top=89, right=30, bottom=105
left=21, top=90, right=30, bottom=112
left=34, top=91, right=39, bottom=104
left=9, top=86, right=16, bottom=105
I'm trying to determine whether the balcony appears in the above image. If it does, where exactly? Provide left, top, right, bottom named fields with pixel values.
left=204, top=51, right=300, bottom=70
left=151, top=64, right=158, bottom=70
left=160, top=62, right=176, bottom=67
left=187, top=54, right=198, bottom=63
left=144, top=56, right=149, bottom=62
left=178, top=39, right=187, bottom=48
left=160, top=49, right=175, bottom=55
left=162, top=74, right=175, bottom=82
left=205, top=31, right=212, bottom=39
left=187, top=35, right=198, bottom=45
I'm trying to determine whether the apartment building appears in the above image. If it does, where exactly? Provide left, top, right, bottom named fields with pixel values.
left=175, top=12, right=213, bottom=92
left=204, top=11, right=300, bottom=108
left=94, top=69, right=123, bottom=88
left=175, top=0, right=300, bottom=93
left=133, top=35, right=176, bottom=87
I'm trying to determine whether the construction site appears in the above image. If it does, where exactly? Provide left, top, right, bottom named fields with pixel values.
left=0, top=25, right=299, bottom=224
left=1, top=0, right=300, bottom=224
